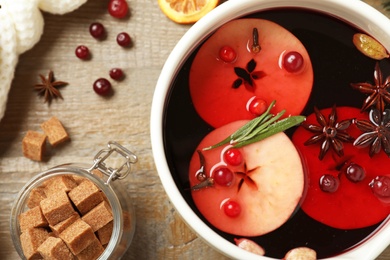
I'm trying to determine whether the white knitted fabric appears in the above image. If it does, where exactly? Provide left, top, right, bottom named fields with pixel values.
left=0, top=0, right=87, bottom=122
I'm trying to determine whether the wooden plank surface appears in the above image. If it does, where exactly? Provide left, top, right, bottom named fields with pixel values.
left=0, top=0, right=389, bottom=259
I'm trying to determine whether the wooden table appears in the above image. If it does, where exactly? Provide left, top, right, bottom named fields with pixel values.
left=0, top=0, right=389, bottom=259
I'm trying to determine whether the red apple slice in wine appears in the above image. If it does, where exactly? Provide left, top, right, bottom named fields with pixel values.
left=190, top=19, right=313, bottom=128
left=189, top=120, right=304, bottom=236
left=292, top=106, right=390, bottom=229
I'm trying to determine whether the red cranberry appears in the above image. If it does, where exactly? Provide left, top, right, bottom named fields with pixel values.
left=116, top=32, right=132, bottom=47
left=224, top=148, right=242, bottom=166
left=219, top=46, right=237, bottom=63
left=223, top=200, right=241, bottom=218
left=344, top=163, right=365, bottom=182
left=75, top=45, right=90, bottom=60
left=108, top=0, right=129, bottom=19
left=319, top=174, right=339, bottom=193
left=370, top=176, right=390, bottom=199
left=213, top=167, right=234, bottom=187
left=89, top=22, right=105, bottom=39
left=248, top=97, right=267, bottom=116
left=93, top=78, right=112, bottom=96
left=109, top=68, right=124, bottom=80
left=282, top=51, right=304, bottom=73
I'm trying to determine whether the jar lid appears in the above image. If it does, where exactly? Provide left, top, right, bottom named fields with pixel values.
left=87, top=141, right=138, bottom=185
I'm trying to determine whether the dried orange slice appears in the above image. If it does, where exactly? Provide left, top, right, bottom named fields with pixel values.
left=158, top=0, right=219, bottom=24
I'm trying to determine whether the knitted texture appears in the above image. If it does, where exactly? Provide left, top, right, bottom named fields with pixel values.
left=38, top=0, right=88, bottom=15
left=0, top=0, right=87, bottom=122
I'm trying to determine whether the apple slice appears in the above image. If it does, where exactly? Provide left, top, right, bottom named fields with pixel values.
left=189, top=18, right=313, bottom=128
left=234, top=238, right=265, bottom=256
left=292, top=106, right=390, bottom=229
left=189, top=120, right=304, bottom=236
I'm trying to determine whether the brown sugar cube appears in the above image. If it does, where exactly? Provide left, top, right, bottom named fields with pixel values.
left=72, top=170, right=103, bottom=185
left=44, top=175, right=77, bottom=197
left=68, top=180, right=103, bottom=215
left=59, top=219, right=96, bottom=255
left=97, top=221, right=112, bottom=245
left=50, top=212, right=80, bottom=236
left=82, top=201, right=113, bottom=232
left=40, top=116, right=69, bottom=146
left=27, top=187, right=47, bottom=209
left=19, top=206, right=48, bottom=233
left=91, top=169, right=104, bottom=178
left=40, top=190, right=76, bottom=226
left=76, top=236, right=104, bottom=260
left=22, top=130, right=47, bottom=161
left=71, top=175, right=85, bottom=184
left=101, top=191, right=109, bottom=204
left=37, top=237, right=74, bottom=260
left=20, top=227, right=50, bottom=260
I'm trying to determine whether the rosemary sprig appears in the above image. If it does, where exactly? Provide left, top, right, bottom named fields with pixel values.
left=203, top=101, right=305, bottom=150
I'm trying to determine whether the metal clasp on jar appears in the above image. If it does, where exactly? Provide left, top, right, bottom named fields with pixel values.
left=88, top=141, right=138, bottom=185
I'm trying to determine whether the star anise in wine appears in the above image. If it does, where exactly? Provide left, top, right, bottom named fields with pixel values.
left=34, top=70, right=68, bottom=104
left=235, top=163, right=259, bottom=193
left=351, top=62, right=390, bottom=112
left=354, top=108, right=390, bottom=157
left=302, top=105, right=354, bottom=160
left=232, top=59, right=266, bottom=91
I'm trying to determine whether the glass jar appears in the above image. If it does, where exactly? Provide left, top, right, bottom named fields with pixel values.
left=10, top=141, right=137, bottom=259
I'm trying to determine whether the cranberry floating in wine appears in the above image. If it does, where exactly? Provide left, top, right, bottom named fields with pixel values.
left=189, top=19, right=313, bottom=128
left=371, top=176, right=390, bottom=202
left=292, top=106, right=390, bottom=229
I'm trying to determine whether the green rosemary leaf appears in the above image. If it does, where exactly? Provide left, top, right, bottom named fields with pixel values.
left=233, top=115, right=306, bottom=148
left=234, top=113, right=274, bottom=143
left=203, top=101, right=276, bottom=151
left=235, top=110, right=285, bottom=143
left=231, top=100, right=275, bottom=140
left=202, top=100, right=305, bottom=151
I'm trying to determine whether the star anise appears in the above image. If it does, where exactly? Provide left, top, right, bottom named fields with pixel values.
left=232, top=59, right=266, bottom=91
left=235, top=163, right=259, bottom=193
left=354, top=108, right=390, bottom=157
left=351, top=62, right=390, bottom=112
left=302, top=105, right=354, bottom=160
left=34, top=70, right=68, bottom=104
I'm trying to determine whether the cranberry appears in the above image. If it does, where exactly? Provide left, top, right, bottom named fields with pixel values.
left=282, top=51, right=304, bottom=73
left=370, top=176, right=390, bottom=199
left=116, top=32, right=132, bottom=47
left=319, top=174, right=339, bottom=193
left=344, top=163, right=366, bottom=182
left=108, top=0, right=129, bottom=19
left=109, top=68, right=124, bottom=80
left=248, top=97, right=267, bottom=116
left=93, top=78, right=112, bottom=96
left=224, top=148, right=242, bottom=166
left=213, top=167, right=234, bottom=187
left=75, top=45, right=90, bottom=60
left=223, top=200, right=241, bottom=218
left=89, top=22, right=105, bottom=39
left=219, top=46, right=237, bottom=63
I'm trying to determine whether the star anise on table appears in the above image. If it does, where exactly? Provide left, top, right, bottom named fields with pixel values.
left=351, top=62, right=390, bottom=112
left=34, top=70, right=68, bottom=104
left=354, top=108, right=390, bottom=157
left=302, top=105, right=354, bottom=160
